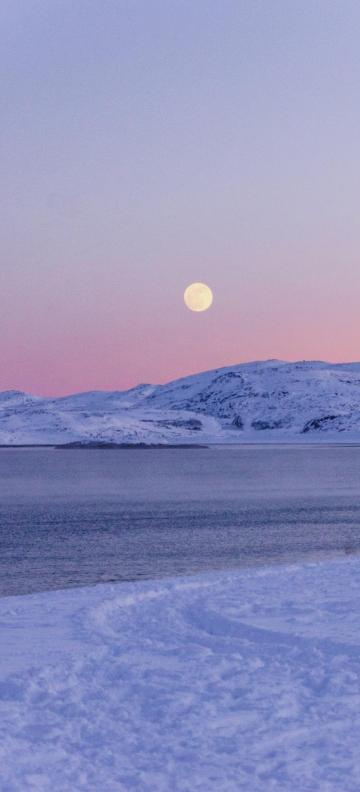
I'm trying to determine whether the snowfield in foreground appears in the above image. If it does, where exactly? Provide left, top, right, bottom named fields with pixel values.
left=1, top=558, right=360, bottom=791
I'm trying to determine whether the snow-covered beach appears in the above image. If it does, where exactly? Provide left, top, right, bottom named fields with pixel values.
left=1, top=556, right=360, bottom=791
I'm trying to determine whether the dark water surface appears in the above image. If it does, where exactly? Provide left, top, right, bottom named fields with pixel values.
left=1, top=446, right=360, bottom=596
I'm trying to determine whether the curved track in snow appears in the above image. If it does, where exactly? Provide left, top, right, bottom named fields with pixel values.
left=1, top=559, right=360, bottom=790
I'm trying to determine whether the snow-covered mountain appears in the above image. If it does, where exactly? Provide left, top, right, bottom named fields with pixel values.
left=3, top=360, right=360, bottom=444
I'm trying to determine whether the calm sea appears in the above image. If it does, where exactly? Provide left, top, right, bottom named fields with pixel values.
left=1, top=445, right=360, bottom=596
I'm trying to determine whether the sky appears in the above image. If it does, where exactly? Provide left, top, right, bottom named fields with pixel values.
left=1, top=0, right=360, bottom=396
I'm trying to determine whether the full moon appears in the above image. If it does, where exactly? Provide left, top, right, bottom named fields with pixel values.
left=184, top=282, right=213, bottom=312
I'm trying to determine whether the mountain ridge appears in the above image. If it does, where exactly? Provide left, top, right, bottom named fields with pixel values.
left=2, top=359, right=360, bottom=444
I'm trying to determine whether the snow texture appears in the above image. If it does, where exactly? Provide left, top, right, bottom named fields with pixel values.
left=3, top=359, right=360, bottom=444
left=1, top=557, right=360, bottom=791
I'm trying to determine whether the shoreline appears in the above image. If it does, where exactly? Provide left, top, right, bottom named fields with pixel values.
left=2, top=545, right=359, bottom=601
left=2, top=441, right=360, bottom=449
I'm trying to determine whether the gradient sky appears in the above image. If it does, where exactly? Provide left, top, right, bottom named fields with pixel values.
left=1, top=1, right=360, bottom=395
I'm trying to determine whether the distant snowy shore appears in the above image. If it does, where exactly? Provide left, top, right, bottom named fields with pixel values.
left=1, top=557, right=360, bottom=791
left=3, top=359, right=360, bottom=445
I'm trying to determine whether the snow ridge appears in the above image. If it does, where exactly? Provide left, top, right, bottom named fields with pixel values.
left=2, top=359, right=360, bottom=444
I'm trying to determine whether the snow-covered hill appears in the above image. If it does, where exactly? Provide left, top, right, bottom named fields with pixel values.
left=3, top=360, right=360, bottom=444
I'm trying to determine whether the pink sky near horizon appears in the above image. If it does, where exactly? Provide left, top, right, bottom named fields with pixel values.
left=2, top=1, right=360, bottom=396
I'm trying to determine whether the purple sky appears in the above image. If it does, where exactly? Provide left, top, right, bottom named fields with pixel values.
left=1, top=1, right=360, bottom=395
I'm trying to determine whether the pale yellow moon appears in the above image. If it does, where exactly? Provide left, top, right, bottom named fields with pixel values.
left=184, top=282, right=213, bottom=312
